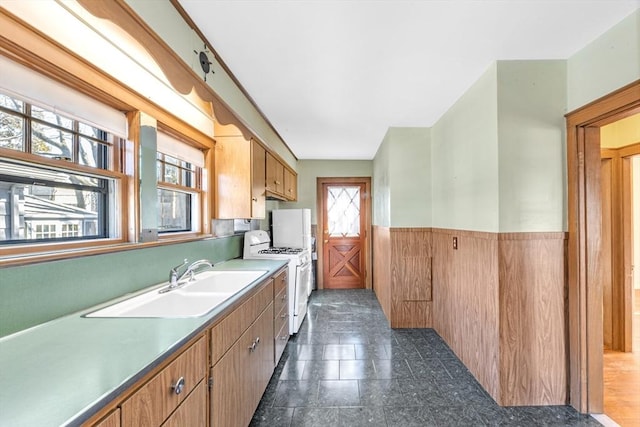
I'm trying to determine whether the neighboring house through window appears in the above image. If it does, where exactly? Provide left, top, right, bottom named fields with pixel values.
left=156, top=132, right=204, bottom=234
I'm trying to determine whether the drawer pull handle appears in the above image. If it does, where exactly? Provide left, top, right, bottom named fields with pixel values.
left=172, top=377, right=185, bottom=395
left=281, top=294, right=287, bottom=301
left=281, top=313, right=288, bottom=319
left=252, top=197, right=258, bottom=202
left=248, top=337, right=261, bottom=352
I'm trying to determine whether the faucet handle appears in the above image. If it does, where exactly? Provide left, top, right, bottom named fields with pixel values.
left=171, top=259, right=189, bottom=273
left=169, top=259, right=188, bottom=285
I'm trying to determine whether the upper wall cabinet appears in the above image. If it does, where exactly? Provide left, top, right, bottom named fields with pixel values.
left=266, top=152, right=297, bottom=201
left=214, top=131, right=295, bottom=218
left=214, top=135, right=252, bottom=219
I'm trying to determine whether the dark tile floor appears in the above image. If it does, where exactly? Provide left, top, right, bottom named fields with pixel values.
left=251, top=289, right=600, bottom=427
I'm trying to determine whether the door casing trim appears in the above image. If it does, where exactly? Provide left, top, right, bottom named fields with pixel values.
left=316, top=177, right=372, bottom=290
left=565, top=79, right=640, bottom=413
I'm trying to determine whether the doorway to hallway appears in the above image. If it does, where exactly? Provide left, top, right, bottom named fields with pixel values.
left=600, top=127, right=640, bottom=426
left=565, top=81, right=640, bottom=415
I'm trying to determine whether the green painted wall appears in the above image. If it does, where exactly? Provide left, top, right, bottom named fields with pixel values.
left=281, top=160, right=373, bottom=224
left=497, top=60, right=567, bottom=232
left=389, top=128, right=431, bottom=227
left=0, top=236, right=242, bottom=338
left=372, top=128, right=430, bottom=227
left=372, top=132, right=391, bottom=227
left=567, top=9, right=640, bottom=112
left=431, top=63, right=500, bottom=232
left=125, top=0, right=297, bottom=169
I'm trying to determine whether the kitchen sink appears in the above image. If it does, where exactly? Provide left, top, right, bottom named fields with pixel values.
left=85, top=269, right=268, bottom=318
left=182, top=270, right=268, bottom=294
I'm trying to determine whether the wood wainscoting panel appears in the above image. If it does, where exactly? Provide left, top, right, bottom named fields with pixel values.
left=390, top=228, right=432, bottom=328
left=373, top=226, right=391, bottom=322
left=498, top=232, right=567, bottom=406
left=432, top=228, right=501, bottom=401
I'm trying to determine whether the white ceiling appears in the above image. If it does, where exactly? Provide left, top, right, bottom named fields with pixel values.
left=178, top=0, right=640, bottom=160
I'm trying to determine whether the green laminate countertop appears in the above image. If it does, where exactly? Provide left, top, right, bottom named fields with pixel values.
left=0, top=258, right=287, bottom=427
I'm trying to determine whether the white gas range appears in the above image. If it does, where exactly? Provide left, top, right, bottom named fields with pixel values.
left=243, top=230, right=311, bottom=334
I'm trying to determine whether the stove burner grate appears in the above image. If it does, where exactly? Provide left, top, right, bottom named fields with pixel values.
left=258, top=247, right=304, bottom=255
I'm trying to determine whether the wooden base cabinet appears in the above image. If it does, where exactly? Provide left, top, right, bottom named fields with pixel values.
left=86, top=269, right=289, bottom=427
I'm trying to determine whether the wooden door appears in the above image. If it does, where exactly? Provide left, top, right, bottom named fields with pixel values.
left=322, top=182, right=366, bottom=289
left=601, top=147, right=637, bottom=352
left=601, top=156, right=614, bottom=349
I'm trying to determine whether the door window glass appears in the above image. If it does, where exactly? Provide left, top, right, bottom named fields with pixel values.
left=327, top=186, right=360, bottom=237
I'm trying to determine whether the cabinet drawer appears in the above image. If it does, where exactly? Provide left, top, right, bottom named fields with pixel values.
left=274, top=315, right=289, bottom=363
left=274, top=300, right=288, bottom=332
left=273, top=269, right=287, bottom=297
left=121, top=336, right=207, bottom=427
left=274, top=285, right=287, bottom=319
left=161, top=380, right=207, bottom=427
left=93, top=409, right=120, bottom=427
left=211, top=279, right=274, bottom=364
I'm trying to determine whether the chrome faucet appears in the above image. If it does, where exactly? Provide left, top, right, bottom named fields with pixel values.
left=161, top=259, right=214, bottom=294
left=180, top=259, right=214, bottom=282
left=168, top=259, right=189, bottom=288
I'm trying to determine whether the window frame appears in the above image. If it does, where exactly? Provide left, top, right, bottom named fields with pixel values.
left=156, top=150, right=203, bottom=236
left=0, top=29, right=217, bottom=266
left=0, top=92, right=128, bottom=255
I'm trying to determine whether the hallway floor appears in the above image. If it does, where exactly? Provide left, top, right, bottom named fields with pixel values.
left=251, top=289, right=600, bottom=426
left=603, top=290, right=640, bottom=426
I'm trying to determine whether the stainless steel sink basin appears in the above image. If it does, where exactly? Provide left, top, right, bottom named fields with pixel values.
left=85, top=270, right=268, bottom=318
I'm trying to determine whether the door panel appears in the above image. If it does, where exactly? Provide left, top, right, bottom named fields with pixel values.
left=601, top=157, right=613, bottom=349
left=322, top=183, right=365, bottom=289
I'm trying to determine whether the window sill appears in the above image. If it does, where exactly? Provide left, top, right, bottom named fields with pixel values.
left=0, top=233, right=226, bottom=268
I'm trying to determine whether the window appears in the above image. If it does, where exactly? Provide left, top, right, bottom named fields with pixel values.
left=156, top=132, right=204, bottom=234
left=0, top=92, right=120, bottom=245
left=61, top=224, right=79, bottom=237
left=34, top=224, right=56, bottom=239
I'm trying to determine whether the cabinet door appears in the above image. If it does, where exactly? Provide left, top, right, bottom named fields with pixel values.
left=211, top=304, right=274, bottom=427
left=254, top=304, right=275, bottom=399
left=161, top=380, right=207, bottom=427
left=251, top=140, right=266, bottom=218
left=93, top=409, right=120, bottom=427
left=266, top=152, right=284, bottom=195
left=215, top=136, right=251, bottom=218
left=211, top=330, right=250, bottom=427
left=284, top=168, right=297, bottom=201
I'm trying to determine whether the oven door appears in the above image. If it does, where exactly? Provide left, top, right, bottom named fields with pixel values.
left=292, top=261, right=311, bottom=333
